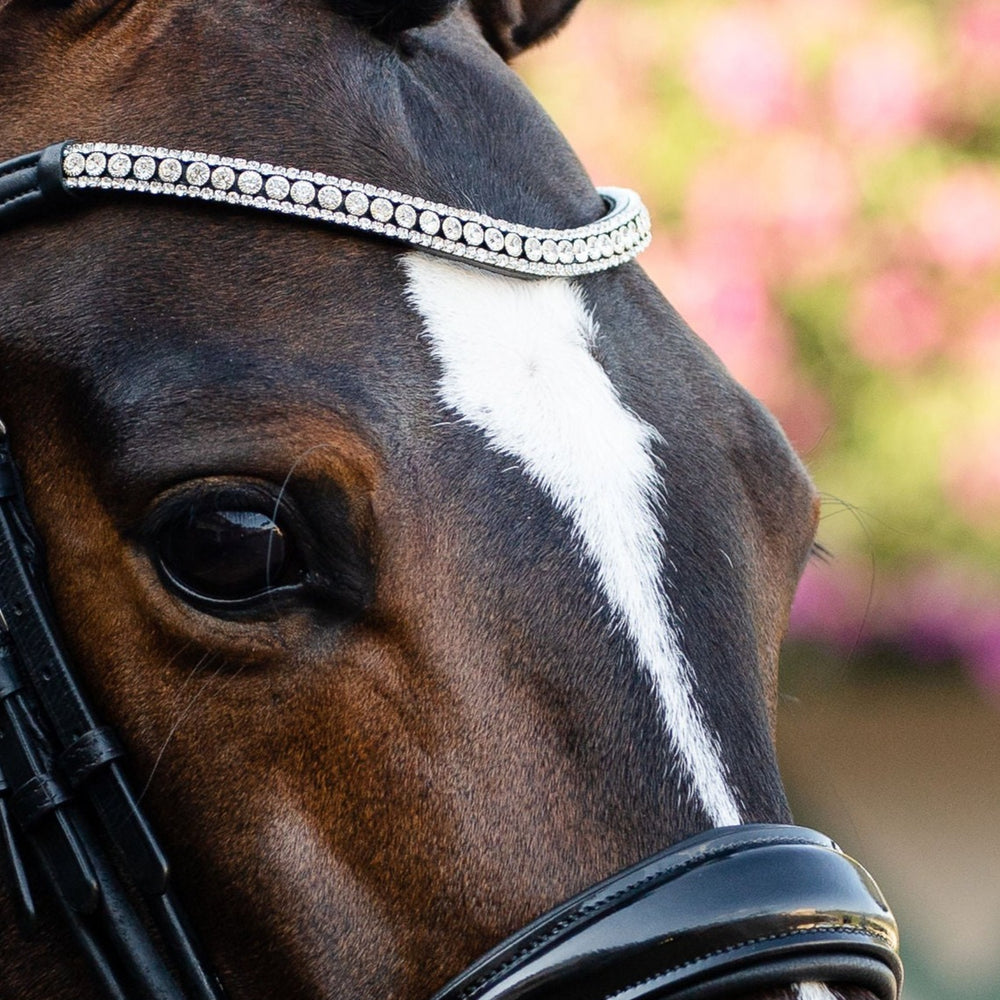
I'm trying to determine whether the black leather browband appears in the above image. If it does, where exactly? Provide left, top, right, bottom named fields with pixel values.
left=431, top=824, right=901, bottom=1000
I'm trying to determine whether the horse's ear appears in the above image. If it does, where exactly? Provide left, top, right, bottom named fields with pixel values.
left=469, top=0, right=583, bottom=59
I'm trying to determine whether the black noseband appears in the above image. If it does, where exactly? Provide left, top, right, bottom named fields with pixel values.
left=431, top=825, right=901, bottom=1000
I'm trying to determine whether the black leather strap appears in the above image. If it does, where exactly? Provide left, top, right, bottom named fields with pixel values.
left=61, top=727, right=126, bottom=788
left=0, top=142, right=75, bottom=229
left=0, top=427, right=169, bottom=893
left=0, top=424, right=226, bottom=1000
left=0, top=753, right=38, bottom=934
left=11, top=772, right=73, bottom=830
left=431, top=825, right=902, bottom=1000
left=0, top=630, right=101, bottom=916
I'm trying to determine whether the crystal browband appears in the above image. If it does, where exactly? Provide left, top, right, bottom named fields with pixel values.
left=59, top=141, right=651, bottom=278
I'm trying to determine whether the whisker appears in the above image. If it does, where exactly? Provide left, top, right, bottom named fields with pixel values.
left=811, top=493, right=878, bottom=668
left=809, top=541, right=832, bottom=563
left=137, top=651, right=228, bottom=802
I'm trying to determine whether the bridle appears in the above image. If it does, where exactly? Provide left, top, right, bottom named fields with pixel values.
left=0, top=140, right=903, bottom=1000
left=0, top=422, right=225, bottom=1000
left=1, top=141, right=650, bottom=278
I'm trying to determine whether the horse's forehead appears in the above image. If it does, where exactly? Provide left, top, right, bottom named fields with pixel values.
left=0, top=0, right=816, bottom=839
left=1, top=1, right=600, bottom=230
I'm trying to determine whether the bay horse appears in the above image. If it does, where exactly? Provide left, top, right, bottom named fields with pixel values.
left=0, top=3, right=900, bottom=1000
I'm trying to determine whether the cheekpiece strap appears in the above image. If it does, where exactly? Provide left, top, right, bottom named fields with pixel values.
left=60, top=727, right=126, bottom=788
left=0, top=424, right=226, bottom=1000
left=0, top=139, right=651, bottom=278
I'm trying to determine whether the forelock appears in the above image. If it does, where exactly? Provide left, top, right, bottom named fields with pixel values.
left=330, top=0, right=459, bottom=36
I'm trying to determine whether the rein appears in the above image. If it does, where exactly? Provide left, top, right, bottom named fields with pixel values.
left=0, top=140, right=903, bottom=1000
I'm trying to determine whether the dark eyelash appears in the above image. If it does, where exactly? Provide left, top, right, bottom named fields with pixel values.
left=809, top=541, right=832, bottom=564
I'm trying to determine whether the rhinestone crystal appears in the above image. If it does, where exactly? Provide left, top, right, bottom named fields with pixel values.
left=133, top=156, right=157, bottom=181
left=442, top=217, right=462, bottom=241
left=290, top=180, right=316, bottom=205
left=370, top=197, right=394, bottom=223
left=463, top=222, right=485, bottom=246
left=484, top=228, right=505, bottom=252
left=504, top=232, right=523, bottom=257
left=211, top=166, right=236, bottom=191
left=344, top=191, right=369, bottom=216
left=238, top=170, right=263, bottom=195
left=85, top=152, right=107, bottom=176
left=186, top=161, right=210, bottom=186
left=158, top=158, right=183, bottom=183
left=317, top=185, right=342, bottom=211
left=419, top=211, right=440, bottom=235
left=107, top=153, right=132, bottom=178
left=63, top=151, right=86, bottom=177
left=265, top=175, right=290, bottom=201
left=395, top=203, right=417, bottom=229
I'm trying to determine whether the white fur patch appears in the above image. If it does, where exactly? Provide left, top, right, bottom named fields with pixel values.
left=795, top=984, right=839, bottom=1000
left=403, top=254, right=741, bottom=827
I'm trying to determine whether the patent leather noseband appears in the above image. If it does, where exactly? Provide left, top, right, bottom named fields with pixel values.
left=0, top=141, right=902, bottom=1000
left=431, top=824, right=899, bottom=1000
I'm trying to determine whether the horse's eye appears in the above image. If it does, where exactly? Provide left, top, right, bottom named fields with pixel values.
left=156, top=508, right=298, bottom=608
left=144, top=482, right=373, bottom=623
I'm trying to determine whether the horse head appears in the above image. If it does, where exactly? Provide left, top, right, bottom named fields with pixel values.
left=0, top=3, right=898, bottom=1000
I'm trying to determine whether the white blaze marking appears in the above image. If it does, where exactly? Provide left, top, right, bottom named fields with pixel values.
left=795, top=985, right=839, bottom=1000
left=403, top=254, right=741, bottom=827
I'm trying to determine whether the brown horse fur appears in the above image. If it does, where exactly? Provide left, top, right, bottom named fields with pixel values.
left=0, top=3, right=870, bottom=1000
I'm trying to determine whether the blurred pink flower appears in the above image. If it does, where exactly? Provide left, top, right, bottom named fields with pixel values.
left=965, top=620, right=1000, bottom=693
left=659, top=246, right=792, bottom=406
left=760, top=135, right=856, bottom=255
left=684, top=159, right=769, bottom=262
left=829, top=34, right=933, bottom=144
left=957, top=305, right=1000, bottom=374
left=877, top=566, right=973, bottom=662
left=877, top=565, right=1000, bottom=691
left=942, top=422, right=1000, bottom=530
left=686, top=10, right=800, bottom=129
left=848, top=268, right=945, bottom=368
left=684, top=137, right=855, bottom=274
left=919, top=166, right=1000, bottom=272
left=789, top=560, right=871, bottom=649
left=954, top=0, right=1000, bottom=87
left=775, top=0, right=869, bottom=43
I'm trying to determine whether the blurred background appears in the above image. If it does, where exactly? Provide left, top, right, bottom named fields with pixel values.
left=519, top=2, right=1000, bottom=998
